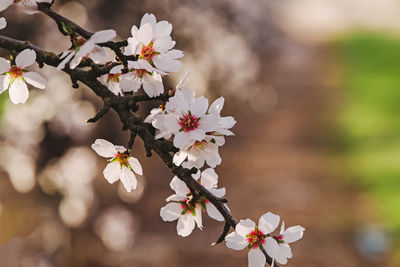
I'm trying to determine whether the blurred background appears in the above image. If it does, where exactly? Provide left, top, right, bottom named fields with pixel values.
left=0, top=0, right=399, bottom=266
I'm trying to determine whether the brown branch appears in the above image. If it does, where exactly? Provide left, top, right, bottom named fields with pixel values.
left=0, top=5, right=278, bottom=266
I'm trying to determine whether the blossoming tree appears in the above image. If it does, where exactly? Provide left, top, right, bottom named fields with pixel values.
left=0, top=1, right=304, bottom=266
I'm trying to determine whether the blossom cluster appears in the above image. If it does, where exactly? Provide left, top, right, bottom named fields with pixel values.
left=0, top=5, right=305, bottom=267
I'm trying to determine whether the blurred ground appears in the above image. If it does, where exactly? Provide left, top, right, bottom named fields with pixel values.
left=0, top=0, right=399, bottom=266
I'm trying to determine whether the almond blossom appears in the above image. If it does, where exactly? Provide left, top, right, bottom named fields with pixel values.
left=0, top=0, right=52, bottom=14
left=160, top=176, right=202, bottom=237
left=173, top=135, right=224, bottom=169
left=99, top=65, right=123, bottom=96
left=57, top=29, right=116, bottom=69
left=265, top=221, right=305, bottom=266
left=119, top=60, right=163, bottom=97
left=225, top=212, right=304, bottom=267
left=0, top=49, right=46, bottom=104
left=0, top=17, right=6, bottom=30
left=124, top=13, right=183, bottom=74
left=144, top=107, right=172, bottom=139
left=91, top=139, right=143, bottom=192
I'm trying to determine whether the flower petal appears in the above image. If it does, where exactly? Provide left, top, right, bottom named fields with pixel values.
left=0, top=74, right=10, bottom=93
left=128, top=157, right=143, bottom=175
left=173, top=150, right=188, bottom=166
left=248, top=248, right=266, bottom=267
left=235, top=218, right=256, bottom=237
left=0, top=17, right=6, bottom=30
left=0, top=57, right=10, bottom=73
left=90, top=29, right=116, bottom=43
left=16, top=49, right=36, bottom=68
left=120, top=75, right=141, bottom=93
left=9, top=78, right=29, bottom=104
left=142, top=72, right=164, bottom=97
left=258, top=212, right=280, bottom=235
left=169, top=176, right=189, bottom=196
left=209, top=96, right=225, bottom=115
left=190, top=96, right=208, bottom=118
left=206, top=202, right=224, bottom=221
left=160, top=202, right=181, bottom=222
left=282, top=225, right=305, bottom=243
left=91, top=139, right=116, bottom=158
left=177, top=213, right=195, bottom=237
left=23, top=72, right=46, bottom=89
left=265, top=237, right=289, bottom=265
left=137, top=23, right=153, bottom=45
left=155, top=20, right=172, bottom=39
left=103, top=161, right=121, bottom=184
left=140, top=13, right=157, bottom=29
left=120, top=166, right=137, bottom=192
left=0, top=0, right=13, bottom=12
left=200, top=168, right=219, bottom=189
left=225, top=232, right=248, bottom=250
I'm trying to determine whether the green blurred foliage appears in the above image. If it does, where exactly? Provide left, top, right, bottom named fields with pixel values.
left=337, top=32, right=400, bottom=236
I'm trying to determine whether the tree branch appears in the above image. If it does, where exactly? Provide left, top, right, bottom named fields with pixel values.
left=0, top=4, right=278, bottom=266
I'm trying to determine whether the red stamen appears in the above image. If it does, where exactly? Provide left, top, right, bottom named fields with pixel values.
left=179, top=113, right=199, bottom=132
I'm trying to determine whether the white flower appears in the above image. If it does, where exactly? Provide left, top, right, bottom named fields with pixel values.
left=0, top=49, right=46, bottom=104
left=225, top=212, right=280, bottom=267
left=0, top=17, right=6, bottom=30
left=265, top=221, right=305, bottom=265
left=0, top=0, right=52, bottom=14
left=160, top=176, right=202, bottom=237
left=99, top=65, right=123, bottom=96
left=192, top=168, right=226, bottom=221
left=208, top=96, right=236, bottom=136
left=58, top=29, right=116, bottom=69
left=120, top=60, right=163, bottom=97
left=124, top=13, right=183, bottom=74
left=91, top=139, right=143, bottom=192
left=173, top=135, right=224, bottom=169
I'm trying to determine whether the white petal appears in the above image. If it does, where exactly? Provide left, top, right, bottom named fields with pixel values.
left=173, top=132, right=193, bottom=149
left=193, top=206, right=203, bottom=230
left=163, top=116, right=180, bottom=133
left=173, top=150, right=188, bottom=166
left=57, top=51, right=74, bottom=69
left=206, top=202, right=224, bottom=221
left=282, top=225, right=305, bottom=243
left=120, top=75, right=141, bottom=93
left=0, top=17, right=6, bottom=30
left=236, top=219, right=256, bottom=237
left=0, top=75, right=9, bottom=93
left=258, top=212, right=280, bottom=235
left=265, top=237, right=289, bottom=265
left=177, top=213, right=195, bottom=237
left=209, top=187, right=226, bottom=198
left=110, top=65, right=122, bottom=74
left=128, top=157, right=143, bottom=175
left=90, top=29, right=116, bottom=43
left=89, top=45, right=107, bottom=64
left=9, top=78, right=29, bottom=104
left=198, top=114, right=219, bottom=132
left=152, top=54, right=182, bottom=73
left=201, top=168, right=219, bottom=189
left=160, top=202, right=181, bottom=222
left=120, top=166, right=137, bottom=192
left=0, top=0, right=12, bottom=12
left=124, top=37, right=139, bottom=56
left=16, top=49, right=36, bottom=68
left=190, top=96, right=208, bottom=118
left=166, top=194, right=185, bottom=202
left=248, top=249, right=266, bottom=267
left=209, top=96, right=224, bottom=115
left=91, top=139, right=116, bottom=158
left=23, top=72, right=46, bottom=89
left=169, top=176, right=189, bottom=196
left=140, top=13, right=157, bottom=29
left=154, top=35, right=174, bottom=53
left=130, top=25, right=139, bottom=37
left=225, top=232, right=248, bottom=250
left=155, top=20, right=172, bottom=38
left=103, top=161, right=121, bottom=184
left=142, top=72, right=164, bottom=97
left=137, top=23, right=153, bottom=45
left=137, top=59, right=156, bottom=72
left=0, top=57, right=10, bottom=73
left=188, top=129, right=205, bottom=141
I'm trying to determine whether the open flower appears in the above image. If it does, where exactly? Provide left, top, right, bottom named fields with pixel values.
left=265, top=221, right=305, bottom=265
left=58, top=29, right=116, bottom=69
left=119, top=60, right=163, bottom=97
left=0, top=0, right=52, bottom=14
left=173, top=135, right=224, bottom=169
left=0, top=49, right=46, bottom=104
left=160, top=176, right=202, bottom=237
left=192, top=168, right=226, bottom=221
left=99, top=65, right=123, bottom=96
left=91, top=139, right=143, bottom=192
left=225, top=212, right=280, bottom=267
left=124, top=13, right=183, bottom=74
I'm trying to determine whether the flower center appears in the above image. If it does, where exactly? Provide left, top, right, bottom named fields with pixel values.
left=189, top=140, right=208, bottom=151
left=273, top=234, right=285, bottom=244
left=180, top=199, right=196, bottom=216
left=179, top=112, right=199, bottom=132
left=133, top=69, right=147, bottom=79
left=107, top=73, right=120, bottom=83
left=9, top=66, right=23, bottom=79
left=140, top=42, right=155, bottom=60
left=112, top=152, right=129, bottom=168
left=246, top=227, right=266, bottom=249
